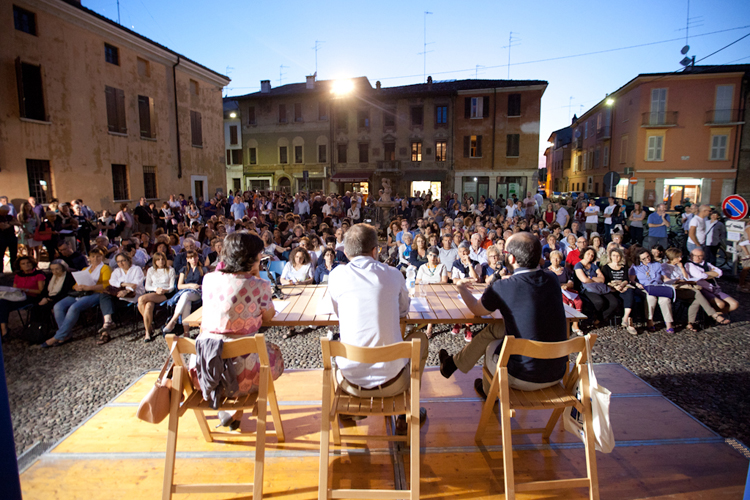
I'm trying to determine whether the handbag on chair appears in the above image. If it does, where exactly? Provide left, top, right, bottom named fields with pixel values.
left=136, top=343, right=177, bottom=424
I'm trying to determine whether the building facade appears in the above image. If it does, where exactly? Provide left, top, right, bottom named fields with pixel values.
left=229, top=76, right=547, bottom=201
left=1, top=0, right=230, bottom=211
left=544, top=126, right=572, bottom=193
left=549, top=65, right=748, bottom=208
left=224, top=99, right=243, bottom=194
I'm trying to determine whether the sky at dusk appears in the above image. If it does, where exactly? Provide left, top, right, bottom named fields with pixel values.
left=86, top=0, right=750, bottom=167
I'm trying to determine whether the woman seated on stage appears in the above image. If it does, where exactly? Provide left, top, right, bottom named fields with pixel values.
left=98, top=252, right=145, bottom=344
left=196, top=231, right=284, bottom=430
left=314, top=248, right=339, bottom=284
left=280, top=247, right=313, bottom=285
left=138, top=252, right=176, bottom=342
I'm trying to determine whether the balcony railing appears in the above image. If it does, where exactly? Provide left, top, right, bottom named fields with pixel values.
left=705, top=109, right=745, bottom=125
left=641, top=111, right=678, bottom=127
left=595, top=126, right=611, bottom=140
left=376, top=160, right=402, bottom=172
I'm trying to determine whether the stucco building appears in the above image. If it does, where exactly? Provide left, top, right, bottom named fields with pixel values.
left=229, top=76, right=547, bottom=201
left=1, top=0, right=230, bottom=211
left=544, top=126, right=572, bottom=193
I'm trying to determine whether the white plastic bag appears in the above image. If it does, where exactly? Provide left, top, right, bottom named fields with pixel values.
left=563, top=335, right=615, bottom=453
left=0, top=286, right=26, bottom=302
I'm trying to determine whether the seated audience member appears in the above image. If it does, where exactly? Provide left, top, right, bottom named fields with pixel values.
left=574, top=247, right=620, bottom=326
left=684, top=247, right=739, bottom=316
left=546, top=250, right=583, bottom=336
left=650, top=245, right=666, bottom=264
left=601, top=247, right=642, bottom=335
left=438, top=234, right=458, bottom=272
left=416, top=246, right=449, bottom=338
left=97, top=252, right=145, bottom=344
left=261, top=230, right=285, bottom=261
left=56, top=241, right=88, bottom=271
left=173, top=237, right=197, bottom=272
left=541, top=234, right=563, bottom=262
left=661, top=247, right=729, bottom=330
left=397, top=232, right=413, bottom=270
left=451, top=242, right=480, bottom=282
left=328, top=224, right=428, bottom=432
left=204, top=238, right=224, bottom=270
left=281, top=247, right=314, bottom=285
left=33, top=259, right=76, bottom=323
left=196, top=232, right=284, bottom=430
left=0, top=256, right=46, bottom=337
left=324, top=235, right=349, bottom=264
left=138, top=252, right=177, bottom=342
left=162, top=250, right=204, bottom=337
left=629, top=248, right=675, bottom=333
left=439, top=232, right=569, bottom=399
left=314, top=248, right=340, bottom=284
left=565, top=236, right=588, bottom=268
left=409, top=234, right=429, bottom=268
left=469, top=233, right=488, bottom=265
left=479, top=245, right=507, bottom=283
left=43, top=248, right=111, bottom=347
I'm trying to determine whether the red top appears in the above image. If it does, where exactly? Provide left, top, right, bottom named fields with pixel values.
left=14, top=270, right=46, bottom=295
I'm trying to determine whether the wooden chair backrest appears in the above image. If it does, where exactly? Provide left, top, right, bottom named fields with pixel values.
left=496, top=333, right=597, bottom=368
left=321, top=338, right=421, bottom=373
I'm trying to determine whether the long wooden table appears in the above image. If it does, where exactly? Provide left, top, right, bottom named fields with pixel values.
left=183, top=284, right=587, bottom=328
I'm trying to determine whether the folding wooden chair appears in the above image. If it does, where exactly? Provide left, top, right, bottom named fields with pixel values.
left=475, top=333, right=599, bottom=500
left=162, top=333, right=285, bottom=500
left=319, top=337, right=421, bottom=500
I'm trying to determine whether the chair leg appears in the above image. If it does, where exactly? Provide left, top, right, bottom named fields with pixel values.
left=254, top=368, right=269, bottom=500
left=319, top=370, right=332, bottom=500
left=499, top=368, right=515, bottom=500
left=409, top=385, right=420, bottom=499
left=475, top=372, right=500, bottom=442
left=162, top=366, right=183, bottom=500
left=582, top=403, right=600, bottom=499
left=192, top=409, right=213, bottom=442
left=267, top=377, right=285, bottom=443
left=542, top=407, right=565, bottom=440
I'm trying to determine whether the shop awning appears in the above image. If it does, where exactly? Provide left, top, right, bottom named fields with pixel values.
left=331, top=170, right=373, bottom=182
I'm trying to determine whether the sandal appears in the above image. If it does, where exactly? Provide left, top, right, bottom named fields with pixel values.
left=98, top=321, right=114, bottom=334
left=282, top=328, right=295, bottom=340
left=571, top=328, right=584, bottom=336
left=97, top=332, right=111, bottom=345
left=41, top=338, right=68, bottom=348
left=626, top=325, right=639, bottom=336
left=712, top=314, right=730, bottom=325
left=666, top=327, right=675, bottom=334
left=685, top=323, right=698, bottom=332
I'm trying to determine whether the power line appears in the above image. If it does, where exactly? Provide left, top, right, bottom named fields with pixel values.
left=376, top=25, right=750, bottom=81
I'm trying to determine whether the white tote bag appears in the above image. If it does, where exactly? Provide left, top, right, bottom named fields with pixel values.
left=563, top=335, right=615, bottom=453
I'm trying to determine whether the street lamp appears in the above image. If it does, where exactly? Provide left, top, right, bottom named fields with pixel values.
left=605, top=98, right=614, bottom=106
left=229, top=112, right=237, bottom=118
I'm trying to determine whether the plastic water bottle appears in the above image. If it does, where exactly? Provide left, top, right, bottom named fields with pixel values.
left=406, top=266, right=416, bottom=296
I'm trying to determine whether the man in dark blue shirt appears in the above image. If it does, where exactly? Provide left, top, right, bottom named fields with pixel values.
left=439, top=232, right=568, bottom=399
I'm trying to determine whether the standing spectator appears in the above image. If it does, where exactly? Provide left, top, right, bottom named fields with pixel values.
left=602, top=197, right=616, bottom=242
left=115, top=203, right=134, bottom=240
left=628, top=202, right=646, bottom=246
left=687, top=204, right=710, bottom=254
left=646, top=203, right=670, bottom=249
left=555, top=202, right=570, bottom=229
left=584, top=200, right=600, bottom=236
left=230, top=196, right=246, bottom=221
left=133, top=198, right=154, bottom=238
left=0, top=205, right=19, bottom=272
left=704, top=210, right=726, bottom=266
left=0, top=196, right=16, bottom=216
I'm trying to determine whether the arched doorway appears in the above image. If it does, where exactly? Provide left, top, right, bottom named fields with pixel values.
left=277, top=176, right=291, bottom=194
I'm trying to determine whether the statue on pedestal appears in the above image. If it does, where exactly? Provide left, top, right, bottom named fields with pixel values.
left=379, top=178, right=392, bottom=203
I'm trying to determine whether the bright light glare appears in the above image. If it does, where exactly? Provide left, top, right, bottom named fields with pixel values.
left=229, top=112, right=237, bottom=118
left=605, top=98, right=615, bottom=106
left=331, top=79, right=354, bottom=95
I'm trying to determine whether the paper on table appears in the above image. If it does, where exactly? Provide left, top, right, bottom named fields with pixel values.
left=273, top=300, right=290, bottom=317
left=72, top=271, right=96, bottom=287
left=561, top=289, right=579, bottom=300
left=315, top=291, right=337, bottom=316
left=409, top=297, right=431, bottom=312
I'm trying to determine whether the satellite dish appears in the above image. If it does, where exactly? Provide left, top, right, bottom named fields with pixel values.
left=574, top=130, right=581, bottom=138
left=680, top=56, right=692, bottom=67
left=681, top=45, right=690, bottom=55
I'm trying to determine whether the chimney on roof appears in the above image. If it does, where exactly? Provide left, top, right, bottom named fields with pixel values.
left=376, top=81, right=381, bottom=90
left=571, top=114, right=578, bottom=124
left=260, top=80, right=271, bottom=94
left=306, top=74, right=316, bottom=89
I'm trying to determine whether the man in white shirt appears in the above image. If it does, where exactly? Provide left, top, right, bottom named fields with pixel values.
left=584, top=200, right=600, bottom=236
left=555, top=202, right=569, bottom=228
left=687, top=204, right=710, bottom=253
left=321, top=197, right=333, bottom=217
left=469, top=233, right=488, bottom=265
left=506, top=200, right=517, bottom=219
left=603, top=197, right=616, bottom=242
left=328, top=224, right=428, bottom=428
left=534, top=191, right=544, bottom=216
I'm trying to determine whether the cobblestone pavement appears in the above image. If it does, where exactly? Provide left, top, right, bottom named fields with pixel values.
left=3, top=280, right=749, bottom=457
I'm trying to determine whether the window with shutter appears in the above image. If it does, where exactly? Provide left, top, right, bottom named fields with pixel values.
left=411, top=106, right=424, bottom=127
left=115, top=88, right=126, bottom=133
left=190, top=110, right=202, bottom=146
left=279, top=104, right=287, bottom=123
left=482, top=96, right=489, bottom=118
left=337, top=144, right=347, bottom=163
left=138, top=95, right=155, bottom=138
left=464, top=97, right=471, bottom=119
left=508, top=94, right=521, bottom=117
left=476, top=135, right=483, bottom=157
left=249, top=147, right=257, bottom=164
left=436, top=105, right=448, bottom=125
left=295, top=145, right=303, bottom=163
left=111, top=164, right=129, bottom=200
left=248, top=106, right=256, bottom=125
left=463, top=136, right=470, bottom=157
left=14, top=6, right=37, bottom=35
left=318, top=101, right=328, bottom=120
left=143, top=166, right=157, bottom=199
left=411, top=142, right=422, bottom=162
left=26, top=159, right=52, bottom=203
left=383, top=107, right=396, bottom=128
left=318, top=144, right=327, bottom=163
left=435, top=141, right=447, bottom=161
left=710, top=134, right=728, bottom=160
left=16, top=59, right=46, bottom=121
left=646, top=135, right=663, bottom=161
left=359, top=143, right=369, bottom=162
left=279, top=146, right=288, bottom=164
left=294, top=103, right=302, bottom=122
left=229, top=125, right=238, bottom=145
left=470, top=97, right=484, bottom=118
left=506, top=134, right=519, bottom=157
left=104, top=43, right=119, bottom=65
left=231, top=150, right=243, bottom=164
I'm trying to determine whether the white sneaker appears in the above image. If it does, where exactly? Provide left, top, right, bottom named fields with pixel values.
left=326, top=329, right=335, bottom=341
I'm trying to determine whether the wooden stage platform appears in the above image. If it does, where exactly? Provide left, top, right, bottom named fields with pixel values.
left=19, top=363, right=749, bottom=499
